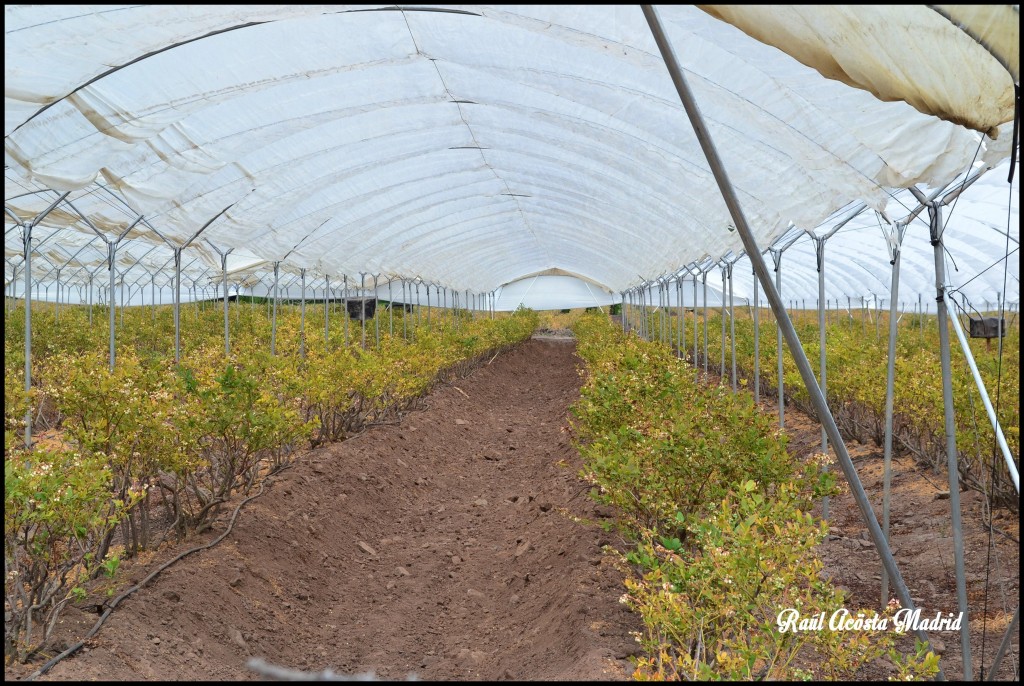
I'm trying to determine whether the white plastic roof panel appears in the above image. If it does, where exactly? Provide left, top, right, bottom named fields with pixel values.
left=4, top=5, right=1019, bottom=309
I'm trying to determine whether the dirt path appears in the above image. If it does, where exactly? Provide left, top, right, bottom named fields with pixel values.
left=34, top=338, right=640, bottom=681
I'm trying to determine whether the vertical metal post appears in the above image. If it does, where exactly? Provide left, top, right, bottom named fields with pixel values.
left=271, top=262, right=280, bottom=355
left=771, top=250, right=784, bottom=427
left=108, top=242, right=117, bottom=372
left=688, top=273, right=695, bottom=371
left=324, top=275, right=330, bottom=347
left=702, top=272, right=708, bottom=374
left=814, top=237, right=829, bottom=518
left=359, top=272, right=367, bottom=349
left=639, top=10, right=944, bottom=671
left=919, top=292, right=924, bottom=339
left=728, top=262, right=736, bottom=392
left=173, top=248, right=182, bottom=364
left=415, top=283, right=422, bottom=332
left=54, top=269, right=61, bottom=324
left=22, top=225, right=33, bottom=447
left=388, top=279, right=394, bottom=337
left=880, top=223, right=906, bottom=607
left=373, top=275, right=380, bottom=347
left=222, top=253, right=230, bottom=355
left=928, top=202, right=972, bottom=680
left=678, top=278, right=685, bottom=358
left=343, top=274, right=350, bottom=346
left=753, top=266, right=760, bottom=402
left=402, top=281, right=408, bottom=339
left=426, top=283, right=432, bottom=327
left=875, top=294, right=881, bottom=341
left=300, top=269, right=306, bottom=359
left=720, top=266, right=727, bottom=378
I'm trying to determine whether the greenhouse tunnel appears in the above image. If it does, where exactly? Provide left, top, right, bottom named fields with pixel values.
left=4, top=5, right=1020, bottom=681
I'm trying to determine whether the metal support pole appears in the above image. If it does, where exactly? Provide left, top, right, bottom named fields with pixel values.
left=22, top=225, right=33, bottom=446
left=753, top=266, right=760, bottom=402
left=300, top=269, right=306, bottom=359
left=426, top=283, right=432, bottom=327
left=373, top=274, right=380, bottom=347
left=728, top=261, right=736, bottom=392
left=814, top=237, right=829, bottom=519
left=343, top=275, right=350, bottom=346
left=928, top=201, right=971, bottom=680
left=108, top=243, right=117, bottom=372
left=222, top=253, right=231, bottom=355
left=173, top=248, right=182, bottom=364
left=415, top=283, right=422, bottom=332
left=388, top=279, right=394, bottom=337
left=875, top=294, right=881, bottom=341
left=692, top=273, right=698, bottom=374
left=678, top=278, right=684, bottom=358
left=881, top=223, right=906, bottom=607
left=640, top=9, right=944, bottom=673
left=720, top=267, right=727, bottom=379
left=946, top=297, right=1018, bottom=492
left=324, top=275, right=330, bottom=347
left=702, top=272, right=708, bottom=374
left=919, top=292, right=924, bottom=339
left=271, top=262, right=280, bottom=355
left=359, top=272, right=367, bottom=349
left=402, top=281, right=408, bottom=340
left=771, top=249, right=784, bottom=427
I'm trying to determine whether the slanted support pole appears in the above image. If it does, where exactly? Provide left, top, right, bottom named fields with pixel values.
left=880, top=221, right=907, bottom=607
left=927, top=200, right=972, bottom=680
left=640, top=8, right=945, bottom=675
left=946, top=296, right=1018, bottom=492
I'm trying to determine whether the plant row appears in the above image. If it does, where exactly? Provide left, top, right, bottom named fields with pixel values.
left=569, top=313, right=938, bottom=680
left=4, top=301, right=537, bottom=663
left=637, top=306, right=1019, bottom=508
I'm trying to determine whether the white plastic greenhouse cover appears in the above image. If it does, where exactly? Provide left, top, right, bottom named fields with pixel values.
left=4, top=5, right=1020, bottom=310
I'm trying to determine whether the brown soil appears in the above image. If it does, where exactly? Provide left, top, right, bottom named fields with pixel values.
left=19, top=338, right=642, bottom=681
left=7, top=336, right=1018, bottom=681
left=764, top=389, right=1019, bottom=681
